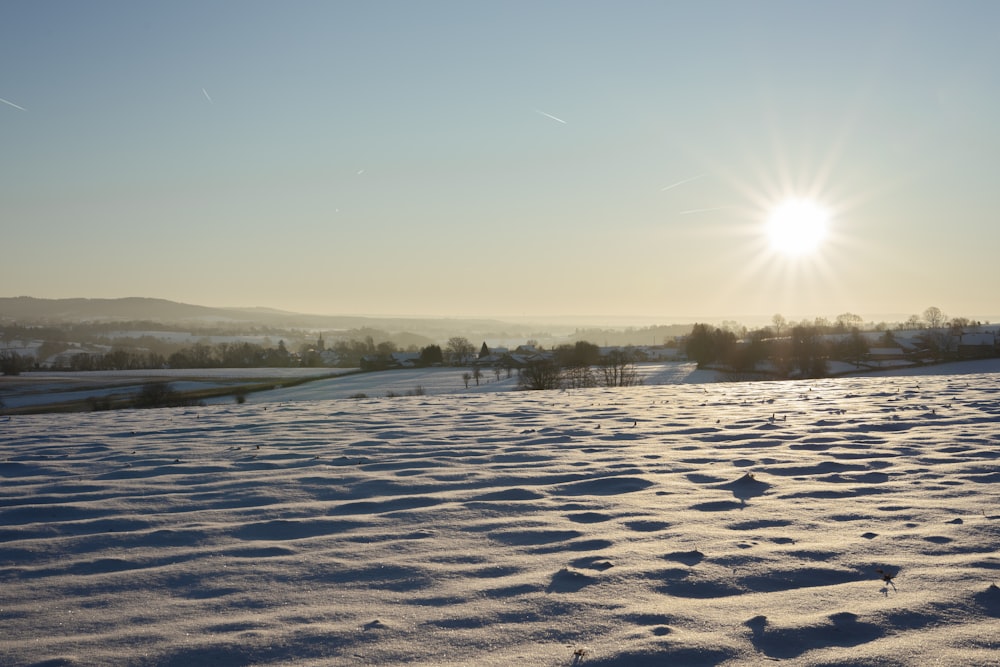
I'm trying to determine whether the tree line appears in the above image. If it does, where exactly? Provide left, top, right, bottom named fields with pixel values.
left=516, top=342, right=642, bottom=390
left=15, top=337, right=474, bottom=373
left=2, top=306, right=990, bottom=378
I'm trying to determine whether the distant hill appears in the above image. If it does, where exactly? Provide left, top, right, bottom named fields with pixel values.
left=0, top=297, right=245, bottom=323
left=0, top=297, right=547, bottom=340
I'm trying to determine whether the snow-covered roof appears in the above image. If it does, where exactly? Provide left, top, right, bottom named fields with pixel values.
left=960, top=333, right=994, bottom=346
left=868, top=347, right=905, bottom=356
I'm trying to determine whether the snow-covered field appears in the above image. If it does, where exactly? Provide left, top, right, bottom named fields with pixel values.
left=2, top=366, right=999, bottom=665
left=0, top=368, right=344, bottom=411
left=0, top=363, right=715, bottom=412
left=203, top=362, right=719, bottom=405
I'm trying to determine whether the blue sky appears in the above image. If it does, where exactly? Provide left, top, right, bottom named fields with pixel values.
left=3, top=1, right=999, bottom=322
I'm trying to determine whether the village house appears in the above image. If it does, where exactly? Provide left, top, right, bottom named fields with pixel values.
left=957, top=332, right=997, bottom=358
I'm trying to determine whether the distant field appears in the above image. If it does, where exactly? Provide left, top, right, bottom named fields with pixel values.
left=4, top=359, right=1000, bottom=415
left=0, top=368, right=349, bottom=414
left=1, top=364, right=713, bottom=414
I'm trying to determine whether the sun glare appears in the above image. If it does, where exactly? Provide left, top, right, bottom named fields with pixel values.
left=765, top=198, right=829, bottom=256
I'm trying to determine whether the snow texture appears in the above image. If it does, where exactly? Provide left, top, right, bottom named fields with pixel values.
left=2, top=366, right=999, bottom=665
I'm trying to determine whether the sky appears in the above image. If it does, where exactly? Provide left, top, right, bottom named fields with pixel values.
left=3, top=1, right=1000, bottom=323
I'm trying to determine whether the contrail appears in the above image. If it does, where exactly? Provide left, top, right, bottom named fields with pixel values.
left=534, top=108, right=567, bottom=124
left=659, top=174, right=705, bottom=192
left=0, top=97, right=26, bottom=111
left=202, top=88, right=213, bottom=104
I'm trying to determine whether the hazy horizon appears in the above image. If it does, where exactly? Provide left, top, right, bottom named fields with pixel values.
left=4, top=294, right=996, bottom=331
left=3, top=2, right=999, bottom=319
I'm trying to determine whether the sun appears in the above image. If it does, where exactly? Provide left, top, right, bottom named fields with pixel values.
left=765, top=198, right=829, bottom=256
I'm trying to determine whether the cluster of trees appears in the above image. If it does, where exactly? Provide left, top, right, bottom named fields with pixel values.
left=65, top=340, right=298, bottom=371
left=685, top=306, right=993, bottom=379
left=79, top=382, right=203, bottom=412
left=0, top=321, right=440, bottom=371
left=0, top=351, right=30, bottom=376
left=517, top=342, right=641, bottom=390
left=67, top=348, right=167, bottom=371
left=304, top=335, right=476, bottom=370
left=132, top=382, right=199, bottom=409
left=767, top=309, right=985, bottom=338
left=329, top=337, right=401, bottom=369
left=0, top=333, right=486, bottom=373
left=168, top=341, right=295, bottom=368
left=344, top=337, right=474, bottom=370
left=686, top=323, right=876, bottom=379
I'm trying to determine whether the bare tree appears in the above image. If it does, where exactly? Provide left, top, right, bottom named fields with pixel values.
left=562, top=364, right=596, bottom=389
left=720, top=320, right=747, bottom=338
left=923, top=306, right=945, bottom=329
left=461, top=371, right=472, bottom=389
left=555, top=341, right=598, bottom=388
left=446, top=337, right=475, bottom=366
left=835, top=312, right=863, bottom=332
left=472, top=367, right=482, bottom=386
left=840, top=328, right=869, bottom=367
left=518, top=359, right=562, bottom=390
left=599, top=349, right=641, bottom=387
left=790, top=326, right=828, bottom=378
left=376, top=340, right=397, bottom=356
left=772, top=314, right=787, bottom=337
left=918, top=329, right=955, bottom=362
